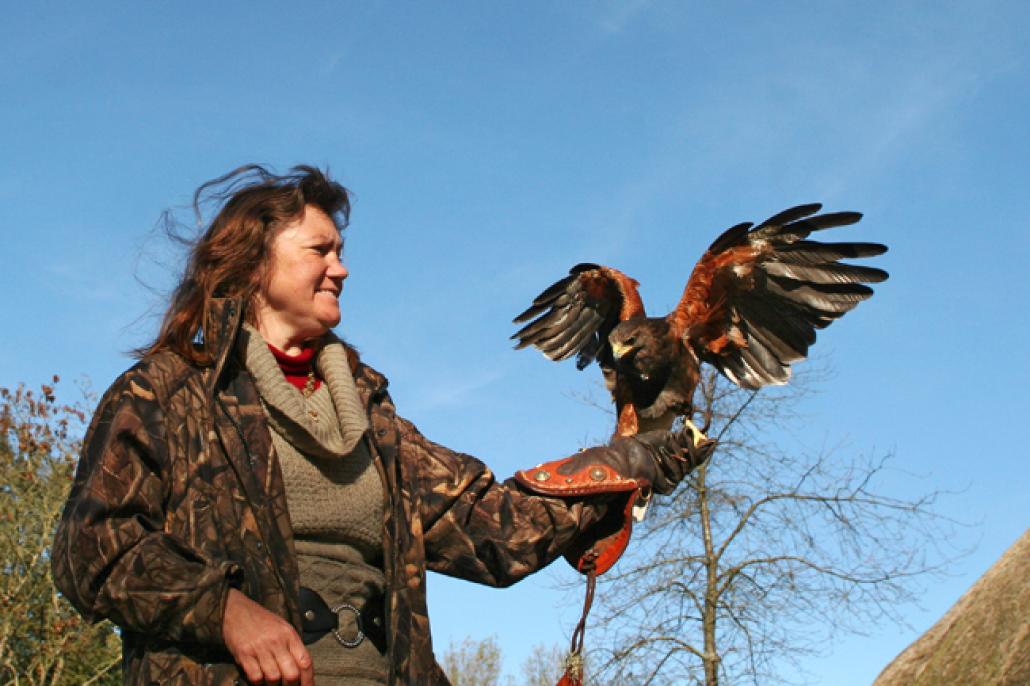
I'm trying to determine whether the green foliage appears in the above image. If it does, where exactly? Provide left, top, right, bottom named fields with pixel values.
left=0, top=379, right=121, bottom=686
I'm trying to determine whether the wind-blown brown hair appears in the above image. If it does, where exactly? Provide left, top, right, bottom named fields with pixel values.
left=139, top=164, right=352, bottom=365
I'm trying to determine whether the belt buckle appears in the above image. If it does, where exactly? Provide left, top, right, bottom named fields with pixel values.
left=330, top=603, right=364, bottom=648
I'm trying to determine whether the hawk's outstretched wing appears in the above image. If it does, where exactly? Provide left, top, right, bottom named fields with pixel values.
left=512, top=263, right=645, bottom=370
left=669, top=203, right=888, bottom=389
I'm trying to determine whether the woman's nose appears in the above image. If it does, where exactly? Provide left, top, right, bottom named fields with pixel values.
left=327, top=256, right=349, bottom=279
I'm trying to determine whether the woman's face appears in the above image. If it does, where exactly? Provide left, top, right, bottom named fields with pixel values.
left=254, top=205, right=348, bottom=351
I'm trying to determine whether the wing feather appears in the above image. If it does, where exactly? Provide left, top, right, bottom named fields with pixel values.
left=553, top=318, right=603, bottom=362
left=670, top=203, right=887, bottom=390
left=739, top=339, right=789, bottom=388
left=740, top=294, right=816, bottom=351
left=512, top=264, right=645, bottom=368
left=745, top=316, right=803, bottom=367
left=753, top=202, right=823, bottom=229
left=777, top=241, right=887, bottom=265
left=764, top=276, right=873, bottom=314
left=764, top=262, right=888, bottom=285
left=537, top=306, right=602, bottom=359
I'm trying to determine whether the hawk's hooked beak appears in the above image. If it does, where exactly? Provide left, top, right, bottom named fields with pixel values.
left=611, top=341, right=633, bottom=360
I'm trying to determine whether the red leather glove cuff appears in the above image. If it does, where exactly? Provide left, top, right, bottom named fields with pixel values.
left=515, top=456, right=647, bottom=576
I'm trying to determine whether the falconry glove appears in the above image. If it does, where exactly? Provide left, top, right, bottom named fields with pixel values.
left=514, top=427, right=715, bottom=575
left=604, top=427, right=716, bottom=495
left=515, top=428, right=715, bottom=686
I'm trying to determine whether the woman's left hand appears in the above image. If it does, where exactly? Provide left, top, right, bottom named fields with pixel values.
left=222, top=588, right=314, bottom=685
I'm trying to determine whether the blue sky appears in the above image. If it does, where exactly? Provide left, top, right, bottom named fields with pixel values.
left=2, top=2, right=1027, bottom=683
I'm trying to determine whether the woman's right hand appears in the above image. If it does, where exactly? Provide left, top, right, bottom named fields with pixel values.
left=223, top=588, right=314, bottom=685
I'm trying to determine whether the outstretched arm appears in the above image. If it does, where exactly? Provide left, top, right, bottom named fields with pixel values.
left=382, top=394, right=710, bottom=586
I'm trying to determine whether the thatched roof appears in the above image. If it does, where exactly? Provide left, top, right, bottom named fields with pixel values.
left=872, top=528, right=1030, bottom=686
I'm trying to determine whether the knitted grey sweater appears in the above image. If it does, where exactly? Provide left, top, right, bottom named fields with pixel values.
left=242, top=325, right=387, bottom=685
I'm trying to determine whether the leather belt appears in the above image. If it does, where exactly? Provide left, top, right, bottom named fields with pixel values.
left=299, top=586, right=387, bottom=654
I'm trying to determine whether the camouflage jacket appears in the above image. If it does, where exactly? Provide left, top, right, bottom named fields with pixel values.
left=52, top=299, right=612, bottom=685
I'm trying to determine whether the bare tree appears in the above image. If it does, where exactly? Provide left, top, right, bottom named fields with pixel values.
left=441, top=635, right=505, bottom=686
left=519, top=642, right=568, bottom=686
left=441, top=636, right=574, bottom=686
left=582, top=369, right=959, bottom=686
left=0, top=379, right=121, bottom=686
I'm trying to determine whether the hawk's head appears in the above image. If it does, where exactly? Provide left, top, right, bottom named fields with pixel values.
left=609, top=318, right=675, bottom=381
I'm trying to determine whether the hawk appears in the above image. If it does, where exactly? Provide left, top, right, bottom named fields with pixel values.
left=512, top=203, right=888, bottom=440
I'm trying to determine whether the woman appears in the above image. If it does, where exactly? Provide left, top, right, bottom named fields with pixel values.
left=52, top=165, right=708, bottom=686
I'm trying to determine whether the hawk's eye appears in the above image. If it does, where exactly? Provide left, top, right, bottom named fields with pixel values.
left=625, top=336, right=637, bottom=347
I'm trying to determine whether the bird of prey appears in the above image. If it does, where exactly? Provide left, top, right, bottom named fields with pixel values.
left=512, top=203, right=888, bottom=440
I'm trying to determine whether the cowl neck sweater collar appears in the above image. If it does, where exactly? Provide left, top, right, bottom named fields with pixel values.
left=240, top=324, right=369, bottom=457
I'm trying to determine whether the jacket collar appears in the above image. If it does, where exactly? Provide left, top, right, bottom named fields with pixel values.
left=201, top=295, right=383, bottom=401
left=352, top=362, right=389, bottom=406
left=204, top=297, right=245, bottom=395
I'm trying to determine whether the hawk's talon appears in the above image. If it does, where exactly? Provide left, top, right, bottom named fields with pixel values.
left=683, top=418, right=709, bottom=446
